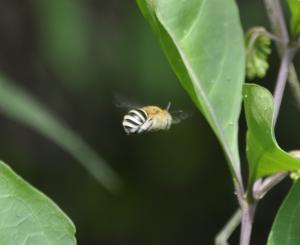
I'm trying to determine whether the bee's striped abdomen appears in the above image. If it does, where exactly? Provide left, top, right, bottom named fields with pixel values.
left=122, top=109, right=149, bottom=134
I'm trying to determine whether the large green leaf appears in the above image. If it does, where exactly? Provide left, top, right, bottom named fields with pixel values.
left=0, top=74, right=121, bottom=192
left=288, top=0, right=300, bottom=38
left=243, top=84, right=300, bottom=185
left=267, top=180, right=300, bottom=245
left=0, top=160, right=75, bottom=245
left=136, top=0, right=245, bottom=178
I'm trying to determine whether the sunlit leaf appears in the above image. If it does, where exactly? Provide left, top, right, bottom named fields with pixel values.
left=0, top=74, right=121, bottom=192
left=288, top=0, right=300, bottom=38
left=0, top=160, right=76, bottom=245
left=243, top=84, right=300, bottom=186
left=136, top=0, right=245, bottom=179
left=267, top=180, right=300, bottom=245
left=245, top=27, right=271, bottom=80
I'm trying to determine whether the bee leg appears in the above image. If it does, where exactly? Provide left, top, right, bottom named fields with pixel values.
left=167, top=118, right=172, bottom=129
left=138, top=118, right=153, bottom=133
left=166, top=101, right=171, bottom=111
left=124, top=128, right=130, bottom=134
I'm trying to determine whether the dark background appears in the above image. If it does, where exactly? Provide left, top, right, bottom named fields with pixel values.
left=0, top=0, right=299, bottom=244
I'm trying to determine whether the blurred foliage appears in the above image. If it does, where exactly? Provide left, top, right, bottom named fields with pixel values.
left=0, top=74, right=121, bottom=192
left=288, top=0, right=300, bottom=39
left=0, top=0, right=298, bottom=244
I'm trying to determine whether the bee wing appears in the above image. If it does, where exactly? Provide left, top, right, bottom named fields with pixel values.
left=171, top=110, right=190, bottom=124
left=114, top=94, right=142, bottom=110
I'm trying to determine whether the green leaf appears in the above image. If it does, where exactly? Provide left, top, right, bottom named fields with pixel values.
left=136, top=0, right=245, bottom=178
left=0, top=74, right=121, bottom=192
left=288, top=0, right=300, bottom=38
left=0, top=160, right=75, bottom=245
left=243, top=84, right=300, bottom=185
left=289, top=151, right=300, bottom=182
left=267, top=180, right=300, bottom=245
left=245, top=27, right=271, bottom=80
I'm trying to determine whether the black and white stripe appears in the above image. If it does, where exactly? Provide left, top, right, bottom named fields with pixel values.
left=122, top=109, right=149, bottom=134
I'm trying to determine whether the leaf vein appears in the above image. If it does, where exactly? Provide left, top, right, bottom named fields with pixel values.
left=179, top=0, right=206, bottom=43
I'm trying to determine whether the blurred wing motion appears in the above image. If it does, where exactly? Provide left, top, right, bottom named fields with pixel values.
left=114, top=94, right=141, bottom=110
left=171, top=110, right=190, bottom=124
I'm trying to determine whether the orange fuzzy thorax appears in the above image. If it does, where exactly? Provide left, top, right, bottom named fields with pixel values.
left=143, top=106, right=172, bottom=130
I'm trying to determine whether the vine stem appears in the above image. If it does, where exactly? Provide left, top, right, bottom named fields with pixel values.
left=239, top=1, right=294, bottom=245
left=288, top=64, right=300, bottom=110
left=240, top=201, right=257, bottom=245
left=215, top=209, right=242, bottom=245
left=273, top=48, right=293, bottom=123
left=217, top=0, right=299, bottom=244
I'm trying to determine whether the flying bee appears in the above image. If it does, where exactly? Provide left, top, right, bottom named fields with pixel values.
left=121, top=102, right=188, bottom=134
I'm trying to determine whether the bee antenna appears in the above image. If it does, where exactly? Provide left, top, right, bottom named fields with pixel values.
left=166, top=101, right=171, bottom=111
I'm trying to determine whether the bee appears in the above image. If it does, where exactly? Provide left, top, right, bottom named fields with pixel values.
left=122, top=102, right=187, bottom=134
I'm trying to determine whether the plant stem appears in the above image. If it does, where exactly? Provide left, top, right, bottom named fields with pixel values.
left=264, top=0, right=300, bottom=113
left=239, top=44, right=292, bottom=241
left=258, top=0, right=300, bottom=199
left=240, top=201, right=257, bottom=245
left=215, top=209, right=242, bottom=245
left=253, top=172, right=288, bottom=200
left=217, top=0, right=300, bottom=243
left=288, top=64, right=300, bottom=110
left=263, top=0, right=289, bottom=51
left=255, top=0, right=300, bottom=203
left=273, top=49, right=292, bottom=123
left=238, top=1, right=295, bottom=245
left=263, top=0, right=290, bottom=123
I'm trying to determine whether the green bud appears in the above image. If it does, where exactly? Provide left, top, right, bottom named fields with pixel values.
left=245, top=27, right=271, bottom=80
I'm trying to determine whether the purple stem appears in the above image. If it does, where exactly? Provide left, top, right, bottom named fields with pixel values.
left=273, top=49, right=292, bottom=124
left=240, top=202, right=257, bottom=245
left=239, top=1, right=294, bottom=245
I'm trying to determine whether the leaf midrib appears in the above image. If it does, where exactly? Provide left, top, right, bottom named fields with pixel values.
left=155, top=10, right=240, bottom=177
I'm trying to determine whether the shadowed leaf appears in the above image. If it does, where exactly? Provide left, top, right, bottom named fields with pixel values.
left=268, top=180, right=300, bottom=245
